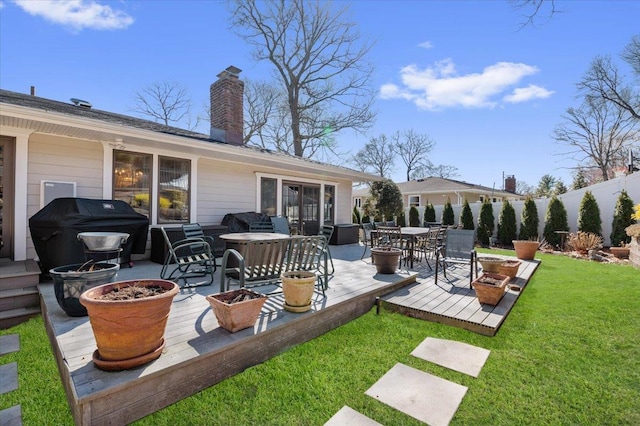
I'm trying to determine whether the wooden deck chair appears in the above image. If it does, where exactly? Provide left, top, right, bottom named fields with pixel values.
left=159, top=226, right=215, bottom=287
left=318, top=224, right=335, bottom=275
left=434, top=229, right=478, bottom=288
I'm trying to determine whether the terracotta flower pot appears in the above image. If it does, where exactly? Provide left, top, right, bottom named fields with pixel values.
left=50, top=262, right=120, bottom=317
left=371, top=247, right=402, bottom=274
left=80, top=279, right=179, bottom=371
left=609, top=247, right=630, bottom=259
left=281, top=271, right=316, bottom=312
left=497, top=260, right=522, bottom=279
left=471, top=273, right=509, bottom=305
left=477, top=256, right=503, bottom=273
left=206, top=289, right=267, bottom=332
left=512, top=240, right=539, bottom=260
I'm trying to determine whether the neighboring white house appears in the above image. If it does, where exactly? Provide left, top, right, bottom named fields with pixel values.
left=352, top=176, right=521, bottom=211
left=0, top=66, right=378, bottom=262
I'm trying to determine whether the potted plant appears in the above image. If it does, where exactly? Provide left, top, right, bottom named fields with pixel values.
left=497, top=259, right=522, bottom=279
left=281, top=271, right=317, bottom=312
left=50, top=261, right=120, bottom=317
left=609, top=244, right=630, bottom=259
left=471, top=272, right=509, bottom=305
left=206, top=289, right=267, bottom=332
left=512, top=239, right=540, bottom=260
left=477, top=256, right=503, bottom=273
left=370, top=246, right=402, bottom=274
left=80, top=279, right=179, bottom=371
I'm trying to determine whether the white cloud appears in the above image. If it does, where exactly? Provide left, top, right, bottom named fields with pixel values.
left=418, top=41, right=433, bottom=49
left=380, top=59, right=552, bottom=110
left=12, top=0, right=133, bottom=31
left=503, top=84, right=555, bottom=103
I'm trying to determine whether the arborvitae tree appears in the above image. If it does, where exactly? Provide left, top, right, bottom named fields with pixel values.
left=397, top=211, right=406, bottom=227
left=424, top=202, right=436, bottom=224
left=543, top=196, right=569, bottom=247
left=460, top=199, right=475, bottom=230
left=610, top=190, right=635, bottom=246
left=409, top=206, right=420, bottom=227
left=577, top=191, right=602, bottom=236
left=497, top=200, right=517, bottom=246
left=478, top=199, right=495, bottom=246
left=352, top=205, right=361, bottom=224
left=442, top=198, right=455, bottom=225
left=518, top=196, right=539, bottom=240
left=370, top=179, right=403, bottom=221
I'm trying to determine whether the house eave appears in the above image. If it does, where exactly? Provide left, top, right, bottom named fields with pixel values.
left=0, top=102, right=378, bottom=182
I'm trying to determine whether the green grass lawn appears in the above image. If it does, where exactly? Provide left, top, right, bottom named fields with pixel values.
left=1, top=251, right=639, bottom=425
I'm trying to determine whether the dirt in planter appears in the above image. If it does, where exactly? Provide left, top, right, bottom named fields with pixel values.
left=214, top=289, right=263, bottom=304
left=476, top=276, right=505, bottom=286
left=97, top=282, right=169, bottom=301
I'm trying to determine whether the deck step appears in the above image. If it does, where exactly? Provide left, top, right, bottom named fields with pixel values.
left=0, top=307, right=41, bottom=330
left=0, top=260, right=41, bottom=290
left=0, top=288, right=40, bottom=312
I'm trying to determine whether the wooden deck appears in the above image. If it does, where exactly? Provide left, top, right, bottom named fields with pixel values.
left=39, top=244, right=539, bottom=425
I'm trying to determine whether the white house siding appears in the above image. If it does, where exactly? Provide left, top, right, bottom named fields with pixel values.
left=196, top=158, right=257, bottom=224
left=26, top=133, right=104, bottom=259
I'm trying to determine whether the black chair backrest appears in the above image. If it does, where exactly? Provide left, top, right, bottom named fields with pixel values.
left=249, top=221, right=275, bottom=232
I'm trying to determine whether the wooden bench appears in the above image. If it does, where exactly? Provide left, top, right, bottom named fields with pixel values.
left=219, top=235, right=329, bottom=294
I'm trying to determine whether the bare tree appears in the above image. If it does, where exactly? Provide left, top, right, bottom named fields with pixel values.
left=554, top=96, right=639, bottom=181
left=131, top=81, right=196, bottom=128
left=392, top=129, right=436, bottom=181
left=578, top=35, right=640, bottom=121
left=228, top=0, right=376, bottom=159
left=352, top=134, right=395, bottom=178
left=410, top=163, right=459, bottom=180
left=516, top=180, right=534, bottom=195
left=242, top=80, right=290, bottom=148
left=509, top=0, right=560, bottom=28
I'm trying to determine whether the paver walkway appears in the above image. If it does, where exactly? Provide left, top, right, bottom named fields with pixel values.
left=325, top=337, right=490, bottom=425
left=0, top=334, right=22, bottom=426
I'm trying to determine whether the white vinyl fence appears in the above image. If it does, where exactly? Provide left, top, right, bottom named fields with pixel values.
left=401, top=171, right=640, bottom=247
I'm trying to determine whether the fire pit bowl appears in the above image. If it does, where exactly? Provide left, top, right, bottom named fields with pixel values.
left=78, top=232, right=129, bottom=251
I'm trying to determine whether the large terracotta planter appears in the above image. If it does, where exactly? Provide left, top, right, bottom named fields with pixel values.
left=471, top=273, right=509, bottom=305
left=512, top=240, right=539, bottom=260
left=281, top=271, right=316, bottom=312
left=80, top=279, right=179, bottom=371
left=371, top=247, right=402, bottom=274
left=50, top=262, right=120, bottom=317
left=206, top=289, right=267, bottom=332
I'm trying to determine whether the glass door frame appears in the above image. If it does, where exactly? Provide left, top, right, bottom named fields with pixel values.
left=0, top=136, right=15, bottom=258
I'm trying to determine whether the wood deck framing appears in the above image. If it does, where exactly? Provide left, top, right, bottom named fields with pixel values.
left=38, top=245, right=539, bottom=425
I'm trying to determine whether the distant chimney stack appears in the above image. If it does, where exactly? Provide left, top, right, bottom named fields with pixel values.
left=30, top=86, right=36, bottom=96
left=210, top=65, right=244, bottom=145
left=505, top=175, right=516, bottom=193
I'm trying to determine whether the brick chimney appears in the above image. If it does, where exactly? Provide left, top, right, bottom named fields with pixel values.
left=210, top=65, right=244, bottom=145
left=504, top=175, right=516, bottom=193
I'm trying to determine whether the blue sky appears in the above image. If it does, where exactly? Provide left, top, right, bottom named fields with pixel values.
left=1, top=0, right=638, bottom=190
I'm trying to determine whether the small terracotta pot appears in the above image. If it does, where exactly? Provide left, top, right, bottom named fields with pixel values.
left=281, top=271, right=316, bottom=312
left=498, top=260, right=522, bottom=279
left=477, top=256, right=503, bottom=273
left=609, top=247, right=630, bottom=259
left=471, top=273, right=509, bottom=305
left=80, top=279, right=178, bottom=370
left=206, top=289, right=267, bottom=332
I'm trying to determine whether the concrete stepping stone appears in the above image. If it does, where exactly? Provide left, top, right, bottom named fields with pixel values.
left=365, top=363, right=467, bottom=426
left=0, top=334, right=20, bottom=356
left=324, top=406, right=382, bottom=426
left=0, top=405, right=22, bottom=426
left=411, top=337, right=490, bottom=378
left=0, top=362, right=18, bottom=394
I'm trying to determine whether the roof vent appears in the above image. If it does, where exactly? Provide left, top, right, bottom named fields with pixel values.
left=70, top=98, right=92, bottom=108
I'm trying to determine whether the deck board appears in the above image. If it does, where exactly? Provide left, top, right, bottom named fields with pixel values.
left=40, top=244, right=539, bottom=425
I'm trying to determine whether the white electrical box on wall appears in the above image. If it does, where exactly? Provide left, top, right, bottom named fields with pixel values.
left=41, top=180, right=77, bottom=208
